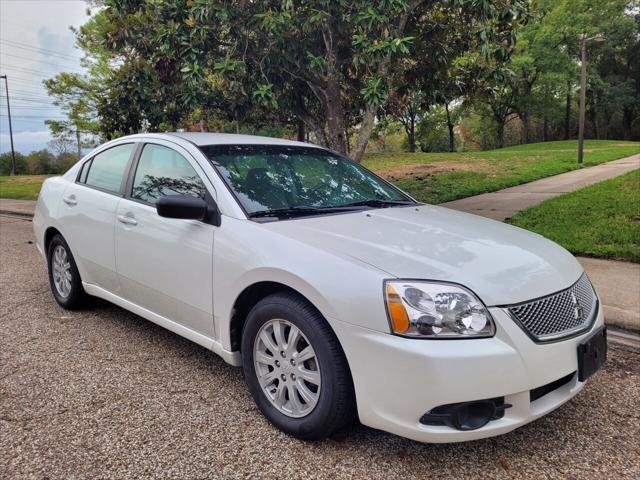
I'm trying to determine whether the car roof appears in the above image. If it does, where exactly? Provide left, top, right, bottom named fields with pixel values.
left=163, top=132, right=321, bottom=148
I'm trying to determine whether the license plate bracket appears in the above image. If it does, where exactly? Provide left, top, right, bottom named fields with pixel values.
left=577, top=325, right=607, bottom=382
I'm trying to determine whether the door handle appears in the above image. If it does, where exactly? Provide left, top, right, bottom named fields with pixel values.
left=62, top=194, right=77, bottom=206
left=117, top=214, right=138, bottom=226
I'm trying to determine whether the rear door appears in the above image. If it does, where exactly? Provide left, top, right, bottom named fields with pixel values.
left=114, top=141, right=216, bottom=337
left=58, top=143, right=137, bottom=292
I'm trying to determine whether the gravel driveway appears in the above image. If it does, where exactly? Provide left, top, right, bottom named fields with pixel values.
left=1, top=215, right=639, bottom=479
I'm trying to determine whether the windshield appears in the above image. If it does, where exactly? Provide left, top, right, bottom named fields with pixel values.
left=199, top=145, right=414, bottom=217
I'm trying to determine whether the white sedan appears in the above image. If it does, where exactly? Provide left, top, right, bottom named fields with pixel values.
left=33, top=132, right=607, bottom=442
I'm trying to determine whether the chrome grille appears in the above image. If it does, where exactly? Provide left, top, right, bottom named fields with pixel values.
left=507, top=274, right=597, bottom=341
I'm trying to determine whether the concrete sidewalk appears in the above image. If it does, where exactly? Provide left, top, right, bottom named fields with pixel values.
left=441, top=153, right=640, bottom=221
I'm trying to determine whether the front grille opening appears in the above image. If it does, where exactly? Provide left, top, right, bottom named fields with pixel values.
left=507, top=274, right=597, bottom=342
left=530, top=372, right=575, bottom=402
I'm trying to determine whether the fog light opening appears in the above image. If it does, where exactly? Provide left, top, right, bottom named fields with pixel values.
left=420, top=397, right=511, bottom=431
left=455, top=402, right=495, bottom=431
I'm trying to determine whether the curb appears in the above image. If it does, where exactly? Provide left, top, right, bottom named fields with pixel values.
left=0, top=210, right=34, bottom=219
left=608, top=328, right=640, bottom=350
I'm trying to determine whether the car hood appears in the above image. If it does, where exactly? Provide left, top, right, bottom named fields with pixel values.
left=263, top=204, right=583, bottom=306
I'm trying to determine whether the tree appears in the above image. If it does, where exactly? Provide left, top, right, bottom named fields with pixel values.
left=0, top=152, right=26, bottom=175
left=70, top=0, right=529, bottom=161
left=24, top=150, right=55, bottom=175
left=44, top=72, right=101, bottom=155
left=386, top=90, right=424, bottom=152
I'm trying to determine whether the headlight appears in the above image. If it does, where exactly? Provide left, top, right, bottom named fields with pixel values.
left=384, top=280, right=495, bottom=338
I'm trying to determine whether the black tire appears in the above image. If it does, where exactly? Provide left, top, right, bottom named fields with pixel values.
left=47, top=234, right=87, bottom=309
left=241, top=292, right=356, bottom=441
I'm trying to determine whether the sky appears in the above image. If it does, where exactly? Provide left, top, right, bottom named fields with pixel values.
left=0, top=0, right=90, bottom=154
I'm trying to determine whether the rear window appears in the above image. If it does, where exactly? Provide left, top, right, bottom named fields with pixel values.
left=83, top=144, right=134, bottom=194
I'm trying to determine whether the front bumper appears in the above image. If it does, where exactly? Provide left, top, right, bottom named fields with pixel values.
left=329, top=305, right=604, bottom=443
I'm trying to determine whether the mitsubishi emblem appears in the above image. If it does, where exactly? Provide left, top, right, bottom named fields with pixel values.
left=571, top=292, right=584, bottom=321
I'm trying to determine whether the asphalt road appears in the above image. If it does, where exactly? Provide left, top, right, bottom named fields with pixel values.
left=1, top=215, right=639, bottom=479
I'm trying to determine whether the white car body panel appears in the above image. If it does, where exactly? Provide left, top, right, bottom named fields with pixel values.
left=33, top=132, right=604, bottom=443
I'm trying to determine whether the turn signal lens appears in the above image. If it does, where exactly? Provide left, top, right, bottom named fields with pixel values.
left=386, top=284, right=410, bottom=333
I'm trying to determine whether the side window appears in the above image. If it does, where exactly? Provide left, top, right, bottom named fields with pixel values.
left=84, top=144, right=134, bottom=194
left=131, top=144, right=206, bottom=205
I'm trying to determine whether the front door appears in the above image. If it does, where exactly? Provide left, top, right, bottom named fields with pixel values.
left=114, top=142, right=216, bottom=337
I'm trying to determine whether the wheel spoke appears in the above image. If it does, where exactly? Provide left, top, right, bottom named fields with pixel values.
left=272, top=320, right=286, bottom=349
left=295, top=379, right=317, bottom=405
left=259, top=330, right=279, bottom=355
left=274, top=381, right=287, bottom=404
left=258, top=370, right=278, bottom=388
left=255, top=350, right=275, bottom=366
left=287, top=384, right=303, bottom=412
left=285, top=325, right=300, bottom=356
left=298, top=367, right=320, bottom=386
left=296, top=345, right=314, bottom=363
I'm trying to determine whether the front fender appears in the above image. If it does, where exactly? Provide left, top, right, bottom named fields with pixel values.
left=212, top=217, right=391, bottom=351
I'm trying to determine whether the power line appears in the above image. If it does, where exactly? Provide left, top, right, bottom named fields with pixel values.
left=0, top=39, right=83, bottom=62
left=1, top=114, right=66, bottom=119
left=1, top=52, right=83, bottom=72
left=1, top=95, right=55, bottom=103
left=1, top=63, right=83, bottom=78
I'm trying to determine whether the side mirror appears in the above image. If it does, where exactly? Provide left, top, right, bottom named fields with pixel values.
left=156, top=195, right=208, bottom=220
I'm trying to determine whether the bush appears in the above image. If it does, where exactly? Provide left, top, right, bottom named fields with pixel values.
left=0, top=151, right=27, bottom=175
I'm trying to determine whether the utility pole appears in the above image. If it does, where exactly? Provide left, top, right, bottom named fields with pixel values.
left=577, top=34, right=605, bottom=165
left=0, top=75, right=17, bottom=175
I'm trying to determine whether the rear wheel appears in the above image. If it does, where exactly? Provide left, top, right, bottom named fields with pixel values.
left=47, top=234, right=87, bottom=309
left=241, top=292, right=355, bottom=440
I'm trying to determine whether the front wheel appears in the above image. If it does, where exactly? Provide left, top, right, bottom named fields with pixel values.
left=241, top=292, right=355, bottom=440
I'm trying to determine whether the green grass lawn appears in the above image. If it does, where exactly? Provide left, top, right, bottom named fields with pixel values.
left=507, top=170, right=640, bottom=263
left=365, top=139, right=640, bottom=204
left=0, top=175, right=51, bottom=200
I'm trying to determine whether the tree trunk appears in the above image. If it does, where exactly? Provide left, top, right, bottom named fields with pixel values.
left=543, top=115, right=549, bottom=142
left=445, top=102, right=454, bottom=152
left=496, top=120, right=505, bottom=149
left=592, top=114, right=600, bottom=140
left=519, top=112, right=530, bottom=144
left=564, top=83, right=571, bottom=140
left=296, top=118, right=305, bottom=142
left=622, top=107, right=633, bottom=140
left=403, top=114, right=416, bottom=152
left=407, top=121, right=416, bottom=152
left=351, top=106, right=377, bottom=163
left=322, top=80, right=349, bottom=155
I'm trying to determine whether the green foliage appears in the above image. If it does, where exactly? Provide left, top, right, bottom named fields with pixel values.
left=416, top=106, right=456, bottom=152
left=508, top=170, right=640, bottom=262
left=0, top=152, right=26, bottom=175
left=0, top=150, right=77, bottom=176
left=58, top=0, right=529, bottom=161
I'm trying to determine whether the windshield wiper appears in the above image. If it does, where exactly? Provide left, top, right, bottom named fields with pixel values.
left=339, top=199, right=415, bottom=208
left=248, top=206, right=340, bottom=218
left=248, top=200, right=413, bottom=218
